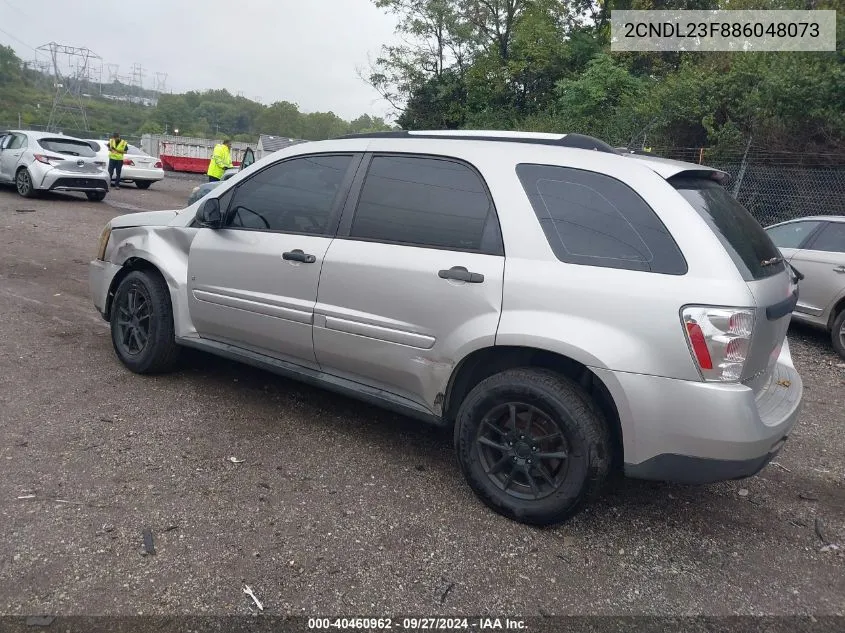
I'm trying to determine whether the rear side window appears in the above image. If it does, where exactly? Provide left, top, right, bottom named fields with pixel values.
left=807, top=222, right=845, bottom=253
left=672, top=178, right=784, bottom=281
left=516, top=164, right=687, bottom=274
left=350, top=155, right=503, bottom=254
left=38, top=138, right=96, bottom=157
left=766, top=221, right=821, bottom=249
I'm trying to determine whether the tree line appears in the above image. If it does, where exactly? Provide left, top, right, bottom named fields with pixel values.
left=364, top=0, right=844, bottom=156
left=0, top=45, right=394, bottom=142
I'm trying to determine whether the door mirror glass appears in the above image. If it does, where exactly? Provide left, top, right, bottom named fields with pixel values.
left=241, top=147, right=255, bottom=171
left=196, top=197, right=222, bottom=228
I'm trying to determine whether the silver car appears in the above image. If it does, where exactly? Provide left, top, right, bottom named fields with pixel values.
left=89, top=130, right=803, bottom=525
left=0, top=130, right=110, bottom=201
left=765, top=216, right=845, bottom=358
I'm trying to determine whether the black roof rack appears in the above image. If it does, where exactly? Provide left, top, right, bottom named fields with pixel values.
left=336, top=131, right=619, bottom=154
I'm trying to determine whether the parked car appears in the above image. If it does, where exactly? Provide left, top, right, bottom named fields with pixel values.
left=86, top=139, right=165, bottom=189
left=187, top=147, right=257, bottom=205
left=89, top=130, right=803, bottom=526
left=0, top=130, right=109, bottom=200
left=765, top=216, right=845, bottom=358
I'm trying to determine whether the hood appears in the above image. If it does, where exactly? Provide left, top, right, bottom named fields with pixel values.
left=110, top=209, right=179, bottom=229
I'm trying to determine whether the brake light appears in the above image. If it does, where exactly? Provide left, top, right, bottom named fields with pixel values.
left=682, top=307, right=756, bottom=382
left=33, top=154, right=59, bottom=164
left=154, top=161, right=162, bottom=168
left=123, top=159, right=134, bottom=166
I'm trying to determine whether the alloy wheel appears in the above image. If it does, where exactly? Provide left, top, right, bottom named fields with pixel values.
left=16, top=171, right=31, bottom=196
left=115, top=284, right=153, bottom=356
left=475, top=402, right=571, bottom=500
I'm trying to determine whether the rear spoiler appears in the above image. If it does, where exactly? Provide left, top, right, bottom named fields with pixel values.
left=667, top=169, right=731, bottom=185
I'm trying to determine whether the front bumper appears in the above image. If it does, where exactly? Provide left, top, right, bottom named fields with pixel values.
left=89, top=259, right=123, bottom=319
left=595, top=339, right=803, bottom=484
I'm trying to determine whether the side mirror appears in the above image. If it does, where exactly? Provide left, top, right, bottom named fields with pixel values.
left=196, top=198, right=222, bottom=228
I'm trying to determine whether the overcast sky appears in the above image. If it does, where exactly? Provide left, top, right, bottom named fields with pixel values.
left=0, top=0, right=400, bottom=120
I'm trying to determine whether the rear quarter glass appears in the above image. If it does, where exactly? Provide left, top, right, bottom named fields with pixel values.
left=671, top=177, right=784, bottom=281
left=515, top=163, right=687, bottom=275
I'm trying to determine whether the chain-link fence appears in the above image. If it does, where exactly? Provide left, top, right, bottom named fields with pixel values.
left=654, top=146, right=845, bottom=227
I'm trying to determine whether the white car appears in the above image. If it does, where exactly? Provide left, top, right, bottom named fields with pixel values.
left=0, top=130, right=110, bottom=201
left=86, top=139, right=165, bottom=189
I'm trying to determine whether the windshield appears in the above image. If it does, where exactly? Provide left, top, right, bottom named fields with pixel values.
left=672, top=177, right=785, bottom=281
left=128, top=145, right=147, bottom=155
left=38, top=138, right=96, bottom=158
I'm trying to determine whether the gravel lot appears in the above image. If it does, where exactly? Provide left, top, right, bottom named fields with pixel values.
left=0, top=175, right=843, bottom=620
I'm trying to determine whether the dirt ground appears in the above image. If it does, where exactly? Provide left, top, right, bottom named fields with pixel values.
left=0, top=175, right=843, bottom=620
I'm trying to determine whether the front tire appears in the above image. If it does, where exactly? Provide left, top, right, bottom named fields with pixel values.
left=832, top=308, right=845, bottom=360
left=15, top=169, right=35, bottom=198
left=86, top=191, right=106, bottom=201
left=110, top=270, right=181, bottom=374
left=455, top=368, right=610, bottom=526
left=135, top=181, right=152, bottom=190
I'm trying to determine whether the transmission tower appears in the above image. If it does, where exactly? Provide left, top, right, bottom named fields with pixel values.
left=129, top=63, right=145, bottom=99
left=36, top=42, right=101, bottom=132
left=154, top=72, right=168, bottom=95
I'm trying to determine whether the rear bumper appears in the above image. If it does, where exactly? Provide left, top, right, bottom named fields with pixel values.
left=594, top=338, right=803, bottom=484
left=89, top=259, right=123, bottom=319
left=42, top=170, right=110, bottom=192
left=121, top=166, right=165, bottom=181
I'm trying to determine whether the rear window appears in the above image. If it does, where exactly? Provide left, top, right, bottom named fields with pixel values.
left=672, top=177, right=784, bottom=281
left=38, top=138, right=96, bottom=157
left=516, top=164, right=687, bottom=274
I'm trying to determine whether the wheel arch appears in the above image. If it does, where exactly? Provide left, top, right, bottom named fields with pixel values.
left=104, top=257, right=169, bottom=320
left=826, top=293, right=845, bottom=331
left=443, top=345, right=624, bottom=472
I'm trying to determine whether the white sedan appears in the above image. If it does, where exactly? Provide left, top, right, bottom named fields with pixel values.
left=86, top=139, right=165, bottom=189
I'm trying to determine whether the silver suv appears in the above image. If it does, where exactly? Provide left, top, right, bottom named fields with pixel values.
left=89, top=130, right=803, bottom=525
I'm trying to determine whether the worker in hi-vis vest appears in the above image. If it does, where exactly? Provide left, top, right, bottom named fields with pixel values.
left=107, top=131, right=128, bottom=188
left=207, top=139, right=234, bottom=182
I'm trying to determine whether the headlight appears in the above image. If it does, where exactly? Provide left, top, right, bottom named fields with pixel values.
left=96, top=223, right=112, bottom=261
left=191, top=186, right=199, bottom=194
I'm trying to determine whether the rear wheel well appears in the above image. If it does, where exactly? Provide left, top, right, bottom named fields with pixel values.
left=444, top=346, right=624, bottom=473
left=104, top=258, right=165, bottom=320
left=828, top=296, right=845, bottom=330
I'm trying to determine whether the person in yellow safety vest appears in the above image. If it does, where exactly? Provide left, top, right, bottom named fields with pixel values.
left=207, top=139, right=234, bottom=182
left=107, top=131, right=129, bottom=188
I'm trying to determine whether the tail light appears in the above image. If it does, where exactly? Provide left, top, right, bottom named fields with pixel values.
left=123, top=159, right=135, bottom=166
left=154, top=161, right=163, bottom=168
left=33, top=154, right=60, bottom=165
left=682, top=307, right=755, bottom=382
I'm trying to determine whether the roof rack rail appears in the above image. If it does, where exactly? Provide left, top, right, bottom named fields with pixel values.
left=336, top=130, right=620, bottom=154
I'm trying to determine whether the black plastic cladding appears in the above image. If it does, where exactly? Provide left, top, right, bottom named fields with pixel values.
left=336, top=131, right=620, bottom=155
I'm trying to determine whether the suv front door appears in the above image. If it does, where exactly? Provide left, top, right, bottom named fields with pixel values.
left=187, top=153, right=360, bottom=367
left=313, top=153, right=505, bottom=412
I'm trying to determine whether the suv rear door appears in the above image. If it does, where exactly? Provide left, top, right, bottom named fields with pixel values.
left=313, top=153, right=505, bottom=413
left=187, top=153, right=360, bottom=367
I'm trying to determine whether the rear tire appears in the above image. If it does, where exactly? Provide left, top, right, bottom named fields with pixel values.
left=15, top=169, right=35, bottom=198
left=135, top=181, right=152, bottom=190
left=454, top=368, right=610, bottom=526
left=110, top=270, right=181, bottom=374
left=832, top=309, right=845, bottom=360
left=86, top=192, right=106, bottom=202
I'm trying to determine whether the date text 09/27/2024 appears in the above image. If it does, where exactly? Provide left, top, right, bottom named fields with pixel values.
left=307, top=618, right=527, bottom=630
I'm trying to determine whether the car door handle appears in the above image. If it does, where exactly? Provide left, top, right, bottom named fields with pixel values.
left=834, top=266, right=845, bottom=274
left=438, top=266, right=484, bottom=283
left=282, top=249, right=316, bottom=264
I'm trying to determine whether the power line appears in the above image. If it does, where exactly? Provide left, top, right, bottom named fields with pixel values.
left=0, top=25, right=37, bottom=52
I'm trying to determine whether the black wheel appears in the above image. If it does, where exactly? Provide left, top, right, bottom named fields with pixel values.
left=16, top=169, right=35, bottom=198
left=135, top=181, right=152, bottom=189
left=832, top=309, right=845, bottom=360
left=110, top=270, right=181, bottom=374
left=86, top=191, right=106, bottom=201
left=455, top=368, right=610, bottom=526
